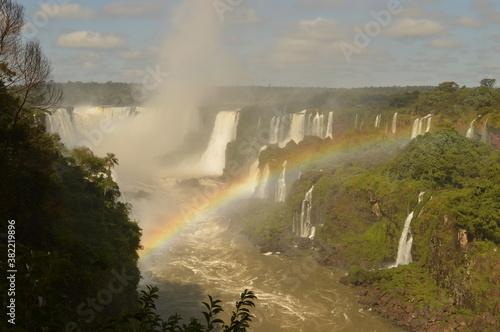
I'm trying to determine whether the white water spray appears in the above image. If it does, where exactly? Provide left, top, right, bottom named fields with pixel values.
left=199, top=111, right=240, bottom=176
left=275, top=161, right=287, bottom=202
left=293, top=186, right=315, bottom=238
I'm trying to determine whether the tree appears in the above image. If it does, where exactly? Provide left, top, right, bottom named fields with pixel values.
left=0, top=0, right=61, bottom=123
left=0, top=0, right=24, bottom=67
left=437, top=81, right=459, bottom=93
left=480, top=78, right=496, bottom=88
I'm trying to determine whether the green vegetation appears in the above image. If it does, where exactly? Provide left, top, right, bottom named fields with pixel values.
left=242, top=121, right=499, bottom=329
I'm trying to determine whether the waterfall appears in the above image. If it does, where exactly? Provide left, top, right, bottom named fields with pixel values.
left=411, top=118, right=420, bottom=139
left=482, top=119, right=489, bottom=143
left=293, top=186, right=315, bottom=238
left=275, top=160, right=287, bottom=202
left=248, top=146, right=267, bottom=196
left=389, top=191, right=428, bottom=268
left=46, top=106, right=137, bottom=148
left=411, top=114, right=432, bottom=139
left=418, top=191, right=425, bottom=204
left=374, top=114, right=381, bottom=128
left=200, top=111, right=240, bottom=176
left=278, top=114, right=292, bottom=147
left=254, top=163, right=270, bottom=199
left=290, top=112, right=306, bottom=143
left=326, top=112, right=333, bottom=138
left=312, top=113, right=322, bottom=137
left=269, top=116, right=278, bottom=144
left=466, top=117, right=477, bottom=139
left=391, top=112, right=398, bottom=134
left=424, top=114, right=432, bottom=133
left=390, top=211, right=414, bottom=268
left=46, top=108, right=78, bottom=146
left=354, top=114, right=359, bottom=129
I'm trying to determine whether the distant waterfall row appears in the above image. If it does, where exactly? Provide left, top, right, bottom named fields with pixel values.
left=266, top=110, right=334, bottom=147
left=45, top=106, right=142, bottom=147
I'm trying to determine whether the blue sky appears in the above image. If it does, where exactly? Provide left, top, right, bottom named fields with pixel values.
left=17, top=0, right=500, bottom=88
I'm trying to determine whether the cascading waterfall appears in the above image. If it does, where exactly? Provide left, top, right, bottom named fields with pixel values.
left=293, top=186, right=315, bottom=238
left=305, top=113, right=314, bottom=136
left=390, top=211, right=414, bottom=268
left=466, top=117, right=478, bottom=139
left=354, top=114, right=359, bottom=129
left=275, top=160, right=287, bottom=202
left=200, top=110, right=240, bottom=176
left=374, top=114, right=381, bottom=128
left=248, top=146, right=267, bottom=196
left=46, top=106, right=138, bottom=148
left=391, top=112, right=398, bottom=134
left=311, top=112, right=324, bottom=137
left=268, top=110, right=333, bottom=147
left=411, top=114, right=432, bottom=139
left=269, top=116, right=280, bottom=144
left=254, top=163, right=270, bottom=199
left=326, top=112, right=333, bottom=138
left=389, top=191, right=426, bottom=268
left=425, top=114, right=432, bottom=133
left=482, top=119, right=489, bottom=143
left=45, top=108, right=78, bottom=146
left=290, top=112, right=306, bottom=144
left=418, top=191, right=425, bottom=204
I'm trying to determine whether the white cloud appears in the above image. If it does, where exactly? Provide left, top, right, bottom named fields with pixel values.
left=76, top=52, right=101, bottom=62
left=83, top=61, right=100, bottom=70
left=384, top=19, right=447, bottom=38
left=34, top=4, right=95, bottom=19
left=119, top=49, right=144, bottom=60
left=101, top=1, right=165, bottom=18
left=484, top=63, right=500, bottom=69
left=295, top=17, right=349, bottom=41
left=225, top=8, right=262, bottom=26
left=263, top=17, right=353, bottom=68
left=428, top=39, right=465, bottom=49
left=455, top=16, right=484, bottom=29
left=56, top=31, right=126, bottom=50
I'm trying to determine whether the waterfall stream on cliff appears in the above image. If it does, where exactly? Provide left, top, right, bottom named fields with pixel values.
left=254, top=163, right=271, bottom=199
left=293, top=186, right=315, bottom=238
left=482, top=119, right=489, bottom=142
left=391, top=112, right=398, bottom=134
left=199, top=111, right=240, bottom=176
left=390, top=211, right=414, bottom=268
left=466, top=117, right=478, bottom=139
left=275, top=161, right=287, bottom=203
left=411, top=114, right=432, bottom=139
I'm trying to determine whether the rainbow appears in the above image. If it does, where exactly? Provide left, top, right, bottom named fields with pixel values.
left=138, top=131, right=406, bottom=258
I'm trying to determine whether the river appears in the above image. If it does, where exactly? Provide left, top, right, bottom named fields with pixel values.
left=133, top=182, right=404, bottom=332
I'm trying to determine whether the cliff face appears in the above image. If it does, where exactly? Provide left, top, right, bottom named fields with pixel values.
left=234, top=127, right=500, bottom=331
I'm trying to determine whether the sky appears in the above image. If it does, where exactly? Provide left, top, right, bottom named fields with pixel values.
left=16, top=0, right=500, bottom=88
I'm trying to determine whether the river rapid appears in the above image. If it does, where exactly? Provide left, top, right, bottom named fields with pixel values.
left=133, top=181, right=404, bottom=332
